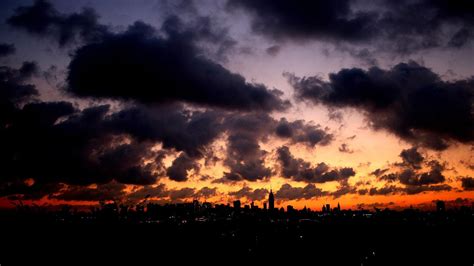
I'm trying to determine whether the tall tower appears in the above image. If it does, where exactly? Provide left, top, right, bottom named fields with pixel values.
left=268, top=190, right=274, bottom=210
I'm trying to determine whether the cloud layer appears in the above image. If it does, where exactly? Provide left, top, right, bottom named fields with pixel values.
left=288, top=61, right=474, bottom=150
left=229, top=0, right=474, bottom=54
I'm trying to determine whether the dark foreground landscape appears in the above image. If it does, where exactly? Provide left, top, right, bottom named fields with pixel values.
left=1, top=202, right=473, bottom=265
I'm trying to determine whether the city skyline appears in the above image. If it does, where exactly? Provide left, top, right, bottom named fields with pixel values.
left=3, top=189, right=473, bottom=264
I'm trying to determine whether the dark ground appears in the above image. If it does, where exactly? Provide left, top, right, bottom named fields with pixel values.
left=1, top=217, right=472, bottom=265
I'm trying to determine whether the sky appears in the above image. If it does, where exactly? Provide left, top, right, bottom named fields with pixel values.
left=0, top=0, right=473, bottom=210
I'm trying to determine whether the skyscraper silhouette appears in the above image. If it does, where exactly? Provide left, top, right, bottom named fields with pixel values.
left=268, top=190, right=274, bottom=210
left=436, top=200, right=445, bottom=212
left=233, top=200, right=241, bottom=210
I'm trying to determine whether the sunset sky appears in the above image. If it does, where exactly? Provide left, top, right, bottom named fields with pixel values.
left=0, top=0, right=473, bottom=210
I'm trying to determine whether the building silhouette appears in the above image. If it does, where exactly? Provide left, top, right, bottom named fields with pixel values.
left=268, top=189, right=274, bottom=210
left=287, top=205, right=294, bottom=213
left=436, top=200, right=445, bottom=212
left=233, top=200, right=241, bottom=210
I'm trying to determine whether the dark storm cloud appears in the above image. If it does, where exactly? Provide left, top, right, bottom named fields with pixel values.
left=340, top=47, right=379, bottom=67
left=212, top=173, right=242, bottom=184
left=220, top=113, right=274, bottom=182
left=0, top=61, right=38, bottom=101
left=399, top=147, right=424, bottom=168
left=0, top=181, right=64, bottom=201
left=404, top=184, right=452, bottom=195
left=1, top=97, right=227, bottom=197
left=375, top=0, right=474, bottom=51
left=16, top=101, right=76, bottom=129
left=460, top=176, right=474, bottom=191
left=1, top=92, right=332, bottom=200
left=169, top=187, right=196, bottom=201
left=0, top=61, right=39, bottom=126
left=1, top=103, right=103, bottom=186
left=229, top=0, right=474, bottom=54
left=195, top=187, right=218, bottom=198
left=166, top=153, right=199, bottom=182
left=109, top=107, right=332, bottom=184
left=276, top=145, right=356, bottom=183
left=164, top=14, right=238, bottom=62
left=448, top=28, right=472, bottom=48
left=0, top=43, right=15, bottom=57
left=63, top=104, right=222, bottom=184
left=331, top=180, right=358, bottom=198
left=227, top=0, right=377, bottom=42
left=127, top=184, right=168, bottom=202
left=35, top=104, right=130, bottom=185
left=136, top=185, right=215, bottom=202
left=360, top=146, right=453, bottom=198
left=377, top=173, right=398, bottom=182
left=399, top=168, right=446, bottom=186
left=17, top=61, right=39, bottom=78
left=368, top=185, right=401, bottom=196
left=98, top=142, right=164, bottom=185
left=52, top=182, right=126, bottom=202
left=0, top=101, right=173, bottom=200
left=0, top=100, right=78, bottom=191
left=215, top=112, right=333, bottom=183
left=229, top=186, right=269, bottom=201
left=379, top=160, right=446, bottom=187
left=367, top=184, right=451, bottom=196
left=7, top=1, right=289, bottom=111
left=156, top=0, right=239, bottom=61
left=275, top=184, right=326, bottom=200
left=223, top=132, right=272, bottom=181
left=275, top=118, right=333, bottom=147
left=107, top=104, right=223, bottom=158
left=7, top=0, right=109, bottom=46
left=66, top=20, right=289, bottom=112
left=325, top=146, right=455, bottom=197
left=127, top=184, right=217, bottom=202
left=372, top=150, right=449, bottom=194
left=288, top=61, right=474, bottom=150
left=106, top=104, right=224, bottom=181
left=276, top=145, right=327, bottom=182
